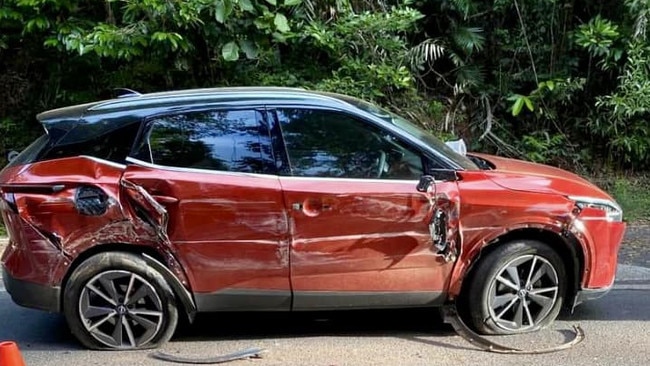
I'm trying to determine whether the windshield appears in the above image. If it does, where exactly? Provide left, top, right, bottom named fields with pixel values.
left=345, top=98, right=479, bottom=170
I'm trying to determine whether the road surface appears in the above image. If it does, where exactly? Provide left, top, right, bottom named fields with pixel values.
left=0, top=234, right=649, bottom=365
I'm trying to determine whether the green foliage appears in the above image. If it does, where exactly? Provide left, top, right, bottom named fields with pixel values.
left=607, top=176, right=650, bottom=222
left=574, top=15, right=620, bottom=58
left=4, top=0, right=650, bottom=175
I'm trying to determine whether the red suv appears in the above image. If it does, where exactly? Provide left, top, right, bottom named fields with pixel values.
left=0, top=88, right=625, bottom=350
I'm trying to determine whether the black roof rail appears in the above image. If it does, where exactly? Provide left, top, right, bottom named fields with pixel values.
left=113, top=88, right=142, bottom=98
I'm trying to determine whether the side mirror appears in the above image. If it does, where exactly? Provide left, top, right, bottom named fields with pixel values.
left=7, top=151, right=19, bottom=162
left=416, top=175, right=435, bottom=193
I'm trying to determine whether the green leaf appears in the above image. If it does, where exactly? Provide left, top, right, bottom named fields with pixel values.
left=239, top=40, right=259, bottom=59
left=274, top=13, right=290, bottom=33
left=512, top=98, right=524, bottom=116
left=523, top=97, right=534, bottom=111
left=222, top=41, right=240, bottom=61
left=284, top=0, right=302, bottom=6
left=239, top=0, right=255, bottom=12
left=546, top=80, right=555, bottom=91
left=265, top=0, right=277, bottom=5
left=215, top=0, right=233, bottom=23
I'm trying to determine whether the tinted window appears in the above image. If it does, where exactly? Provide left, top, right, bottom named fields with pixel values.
left=277, top=109, right=423, bottom=179
left=340, top=96, right=479, bottom=170
left=5, top=134, right=50, bottom=168
left=134, top=110, right=273, bottom=174
left=41, top=122, right=140, bottom=164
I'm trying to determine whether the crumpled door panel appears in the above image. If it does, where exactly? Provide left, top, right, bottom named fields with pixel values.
left=0, top=156, right=189, bottom=288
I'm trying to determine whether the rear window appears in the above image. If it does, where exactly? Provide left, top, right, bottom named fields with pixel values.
left=5, top=134, right=50, bottom=168
left=40, top=122, right=140, bottom=164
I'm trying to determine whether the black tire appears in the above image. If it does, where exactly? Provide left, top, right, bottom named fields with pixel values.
left=461, top=240, right=567, bottom=335
left=63, top=252, right=178, bottom=350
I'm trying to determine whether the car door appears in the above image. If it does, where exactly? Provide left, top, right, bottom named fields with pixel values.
left=271, top=107, right=459, bottom=310
left=122, top=108, right=292, bottom=311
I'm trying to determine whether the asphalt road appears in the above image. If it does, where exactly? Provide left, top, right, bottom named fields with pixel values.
left=1, top=237, right=649, bottom=365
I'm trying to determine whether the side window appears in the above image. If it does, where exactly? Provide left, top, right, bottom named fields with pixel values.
left=133, top=109, right=274, bottom=174
left=41, top=122, right=140, bottom=164
left=276, top=108, right=423, bottom=179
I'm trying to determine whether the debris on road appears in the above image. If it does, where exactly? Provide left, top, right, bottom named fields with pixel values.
left=149, top=347, right=265, bottom=364
left=442, top=305, right=585, bottom=354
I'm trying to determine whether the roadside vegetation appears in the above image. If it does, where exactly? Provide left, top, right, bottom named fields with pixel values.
left=1, top=0, right=650, bottom=229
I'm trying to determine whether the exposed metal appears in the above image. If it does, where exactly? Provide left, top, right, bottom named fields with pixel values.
left=443, top=305, right=585, bottom=354
left=149, top=347, right=265, bottom=364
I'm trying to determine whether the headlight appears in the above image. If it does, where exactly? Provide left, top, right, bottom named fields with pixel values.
left=569, top=196, right=623, bottom=222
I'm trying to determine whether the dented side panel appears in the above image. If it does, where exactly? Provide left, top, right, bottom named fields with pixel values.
left=449, top=171, right=625, bottom=297
left=282, top=177, right=459, bottom=295
left=0, top=156, right=188, bottom=289
left=121, top=163, right=291, bottom=295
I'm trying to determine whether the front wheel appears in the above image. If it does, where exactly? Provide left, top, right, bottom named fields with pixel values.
left=63, top=252, right=178, bottom=350
left=461, top=240, right=567, bottom=335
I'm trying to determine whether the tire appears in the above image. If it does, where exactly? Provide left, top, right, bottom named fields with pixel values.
left=63, top=252, right=178, bottom=350
left=461, top=240, right=567, bottom=335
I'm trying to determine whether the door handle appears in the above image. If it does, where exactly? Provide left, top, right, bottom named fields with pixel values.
left=152, top=195, right=179, bottom=204
left=292, top=200, right=332, bottom=216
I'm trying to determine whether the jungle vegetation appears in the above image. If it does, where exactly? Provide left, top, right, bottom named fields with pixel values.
left=1, top=0, right=650, bottom=174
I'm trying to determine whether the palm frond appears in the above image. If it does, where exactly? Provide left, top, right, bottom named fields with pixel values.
left=407, top=38, right=446, bottom=71
left=452, top=26, right=485, bottom=54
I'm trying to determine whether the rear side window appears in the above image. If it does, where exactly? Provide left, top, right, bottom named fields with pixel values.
left=133, top=109, right=274, bottom=174
left=41, top=122, right=140, bottom=164
left=5, top=134, right=50, bottom=168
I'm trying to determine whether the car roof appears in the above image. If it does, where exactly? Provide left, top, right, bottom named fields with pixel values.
left=36, top=87, right=357, bottom=124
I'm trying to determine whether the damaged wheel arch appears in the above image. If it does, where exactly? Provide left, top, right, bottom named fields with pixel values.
left=60, top=243, right=197, bottom=324
left=454, top=227, right=585, bottom=331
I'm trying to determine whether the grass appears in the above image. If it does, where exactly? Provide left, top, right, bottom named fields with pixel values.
left=608, top=177, right=650, bottom=223
left=0, top=223, right=4, bottom=237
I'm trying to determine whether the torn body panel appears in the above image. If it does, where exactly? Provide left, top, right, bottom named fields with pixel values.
left=0, top=156, right=191, bottom=301
left=448, top=171, right=625, bottom=299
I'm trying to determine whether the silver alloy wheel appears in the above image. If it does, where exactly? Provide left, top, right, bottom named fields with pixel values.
left=487, top=254, right=559, bottom=332
left=78, top=270, right=164, bottom=349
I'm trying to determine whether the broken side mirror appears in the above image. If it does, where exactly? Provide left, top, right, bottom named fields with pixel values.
left=417, top=175, right=435, bottom=193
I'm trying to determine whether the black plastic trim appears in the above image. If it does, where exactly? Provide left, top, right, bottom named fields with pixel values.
left=2, top=266, right=61, bottom=312
left=292, top=291, right=446, bottom=310
left=194, top=289, right=291, bottom=312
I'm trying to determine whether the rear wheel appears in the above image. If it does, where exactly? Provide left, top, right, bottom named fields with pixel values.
left=63, top=252, right=178, bottom=350
left=461, top=240, right=567, bottom=335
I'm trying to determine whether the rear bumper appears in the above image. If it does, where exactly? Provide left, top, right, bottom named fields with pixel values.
left=2, top=265, right=61, bottom=312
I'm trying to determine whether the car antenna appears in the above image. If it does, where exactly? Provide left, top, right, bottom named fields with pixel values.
left=113, top=88, right=143, bottom=98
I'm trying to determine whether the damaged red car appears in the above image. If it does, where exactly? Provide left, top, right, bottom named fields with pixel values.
left=0, top=88, right=625, bottom=350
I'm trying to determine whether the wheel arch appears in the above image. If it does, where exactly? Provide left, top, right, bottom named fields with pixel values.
left=60, top=243, right=196, bottom=323
left=460, top=227, right=584, bottom=308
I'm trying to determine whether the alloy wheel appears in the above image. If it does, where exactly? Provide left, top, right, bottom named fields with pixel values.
left=487, top=254, right=559, bottom=332
left=78, top=270, right=164, bottom=349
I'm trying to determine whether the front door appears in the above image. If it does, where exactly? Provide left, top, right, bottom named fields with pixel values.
left=271, top=107, right=458, bottom=310
left=123, top=108, right=291, bottom=311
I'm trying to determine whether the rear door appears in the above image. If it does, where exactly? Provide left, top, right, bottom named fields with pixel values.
left=271, top=107, right=459, bottom=310
left=123, top=108, right=292, bottom=311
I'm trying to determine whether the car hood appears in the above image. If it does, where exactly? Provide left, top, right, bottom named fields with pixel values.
left=471, top=153, right=613, bottom=200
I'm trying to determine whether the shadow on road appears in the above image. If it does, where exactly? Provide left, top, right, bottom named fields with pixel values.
left=0, top=278, right=647, bottom=351
left=173, top=308, right=454, bottom=341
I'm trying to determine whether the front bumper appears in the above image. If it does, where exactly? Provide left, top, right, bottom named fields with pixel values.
left=2, top=265, right=61, bottom=312
left=572, top=284, right=612, bottom=308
